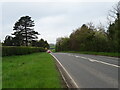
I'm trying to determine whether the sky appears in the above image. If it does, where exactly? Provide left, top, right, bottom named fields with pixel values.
left=0, top=0, right=119, bottom=44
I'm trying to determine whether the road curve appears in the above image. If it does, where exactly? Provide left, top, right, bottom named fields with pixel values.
left=52, top=53, right=119, bottom=88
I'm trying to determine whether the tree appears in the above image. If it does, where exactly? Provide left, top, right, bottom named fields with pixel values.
left=12, top=16, right=39, bottom=46
left=55, top=37, right=70, bottom=51
left=44, top=40, right=50, bottom=49
left=0, top=40, right=1, bottom=45
left=69, top=24, right=95, bottom=51
left=87, top=22, right=96, bottom=31
left=3, top=35, right=13, bottom=46
left=55, top=37, right=63, bottom=52
left=55, top=23, right=109, bottom=52
left=37, top=39, right=45, bottom=47
left=31, top=39, right=50, bottom=49
left=107, top=1, right=120, bottom=52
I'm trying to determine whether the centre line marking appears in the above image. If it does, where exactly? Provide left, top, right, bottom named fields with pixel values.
left=74, top=55, right=120, bottom=68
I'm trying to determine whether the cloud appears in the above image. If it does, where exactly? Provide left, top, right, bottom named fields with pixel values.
left=0, top=3, right=2, bottom=41
left=36, top=15, right=66, bottom=27
left=1, top=2, right=117, bottom=43
left=2, top=24, right=14, bottom=41
left=34, top=14, right=109, bottom=44
left=0, top=0, right=120, bottom=2
left=35, top=15, right=72, bottom=43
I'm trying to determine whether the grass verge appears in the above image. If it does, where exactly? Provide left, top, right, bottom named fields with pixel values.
left=60, top=51, right=120, bottom=57
left=2, top=52, right=62, bottom=88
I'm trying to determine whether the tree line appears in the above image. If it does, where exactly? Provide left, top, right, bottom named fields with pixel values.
left=2, top=16, right=49, bottom=49
left=56, top=2, right=120, bottom=53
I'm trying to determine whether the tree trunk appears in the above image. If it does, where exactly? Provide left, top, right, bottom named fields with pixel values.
left=25, top=22, right=28, bottom=46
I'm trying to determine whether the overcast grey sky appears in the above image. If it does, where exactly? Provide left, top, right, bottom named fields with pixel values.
left=1, top=1, right=118, bottom=44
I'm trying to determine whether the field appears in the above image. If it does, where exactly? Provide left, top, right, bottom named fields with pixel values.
left=2, top=52, right=62, bottom=88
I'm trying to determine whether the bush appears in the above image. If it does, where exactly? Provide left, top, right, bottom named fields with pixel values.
left=2, top=46, right=45, bottom=56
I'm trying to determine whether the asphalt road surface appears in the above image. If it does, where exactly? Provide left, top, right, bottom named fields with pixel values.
left=52, top=53, right=119, bottom=88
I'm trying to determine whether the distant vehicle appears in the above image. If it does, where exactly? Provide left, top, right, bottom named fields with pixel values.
left=47, top=50, right=51, bottom=53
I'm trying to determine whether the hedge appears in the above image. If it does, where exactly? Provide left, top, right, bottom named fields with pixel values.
left=2, top=46, right=45, bottom=56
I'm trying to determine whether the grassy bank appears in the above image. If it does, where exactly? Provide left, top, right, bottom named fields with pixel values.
left=2, top=52, right=62, bottom=88
left=60, top=51, right=120, bottom=57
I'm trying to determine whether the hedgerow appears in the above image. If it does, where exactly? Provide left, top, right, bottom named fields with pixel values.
left=2, top=46, right=45, bottom=56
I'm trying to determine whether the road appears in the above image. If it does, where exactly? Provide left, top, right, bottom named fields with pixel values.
left=52, top=53, right=119, bottom=88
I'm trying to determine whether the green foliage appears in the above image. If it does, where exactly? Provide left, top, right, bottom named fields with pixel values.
left=107, top=18, right=120, bottom=52
left=55, top=22, right=118, bottom=53
left=91, top=31, right=109, bottom=52
left=69, top=24, right=95, bottom=51
left=56, top=24, right=108, bottom=52
left=31, top=39, right=50, bottom=49
left=3, top=35, right=13, bottom=46
left=2, top=46, right=45, bottom=56
left=56, top=37, right=70, bottom=52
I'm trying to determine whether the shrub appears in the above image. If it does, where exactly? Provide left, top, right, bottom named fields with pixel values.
left=2, top=46, right=45, bottom=56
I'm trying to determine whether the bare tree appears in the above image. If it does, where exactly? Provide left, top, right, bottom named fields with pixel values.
left=107, top=1, right=120, bottom=24
left=87, top=22, right=96, bottom=30
left=97, top=22, right=106, bottom=32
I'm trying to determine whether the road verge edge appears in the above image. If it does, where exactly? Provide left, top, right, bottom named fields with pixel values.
left=50, top=53, right=79, bottom=88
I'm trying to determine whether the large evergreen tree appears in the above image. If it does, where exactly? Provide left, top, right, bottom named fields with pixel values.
left=12, top=16, right=39, bottom=46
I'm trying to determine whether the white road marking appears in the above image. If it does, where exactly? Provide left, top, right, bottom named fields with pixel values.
left=57, top=53, right=120, bottom=68
left=88, top=58, right=120, bottom=68
left=57, top=65, right=69, bottom=88
left=75, top=56, right=80, bottom=58
left=74, top=55, right=119, bottom=68
left=50, top=53, right=79, bottom=88
left=89, top=58, right=96, bottom=62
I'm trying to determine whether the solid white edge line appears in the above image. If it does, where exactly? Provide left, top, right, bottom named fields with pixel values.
left=50, top=53, right=70, bottom=88
left=57, top=66, right=70, bottom=88
left=50, top=53, right=79, bottom=88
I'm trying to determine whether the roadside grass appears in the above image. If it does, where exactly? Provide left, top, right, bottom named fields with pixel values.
left=60, top=51, right=120, bottom=57
left=2, top=52, right=62, bottom=88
